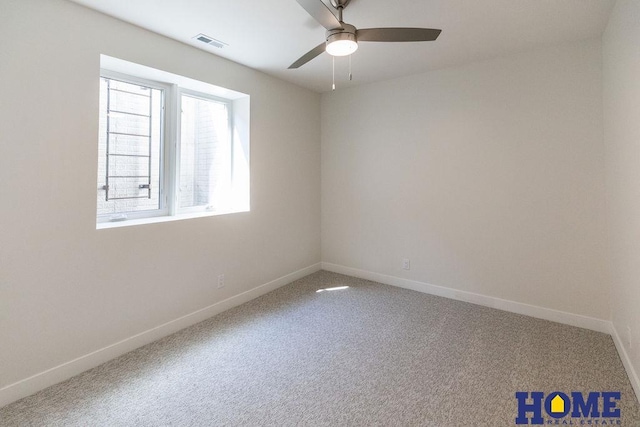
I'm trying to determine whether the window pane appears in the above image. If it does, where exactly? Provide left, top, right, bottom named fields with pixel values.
left=97, top=77, right=163, bottom=216
left=108, top=155, right=151, bottom=177
left=109, top=113, right=150, bottom=138
left=179, top=94, right=230, bottom=210
left=108, top=134, right=151, bottom=157
left=107, top=177, right=154, bottom=199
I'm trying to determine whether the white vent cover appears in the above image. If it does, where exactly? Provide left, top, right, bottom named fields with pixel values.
left=193, top=33, right=228, bottom=49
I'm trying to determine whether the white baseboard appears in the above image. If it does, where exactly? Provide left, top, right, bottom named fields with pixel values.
left=0, top=262, right=322, bottom=409
left=610, top=323, right=640, bottom=404
left=321, top=262, right=611, bottom=333
left=321, top=262, right=640, bottom=403
left=4, top=263, right=638, bottom=409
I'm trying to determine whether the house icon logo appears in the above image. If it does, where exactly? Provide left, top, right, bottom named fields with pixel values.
left=549, top=394, right=565, bottom=414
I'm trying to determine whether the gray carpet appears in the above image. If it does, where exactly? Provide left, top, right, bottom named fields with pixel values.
left=1, top=271, right=638, bottom=426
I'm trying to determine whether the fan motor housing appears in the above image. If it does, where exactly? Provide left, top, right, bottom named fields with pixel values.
left=326, top=23, right=357, bottom=44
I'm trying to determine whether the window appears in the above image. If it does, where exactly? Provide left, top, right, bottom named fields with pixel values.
left=96, top=56, right=250, bottom=227
left=97, top=75, right=165, bottom=218
left=178, top=92, right=231, bottom=212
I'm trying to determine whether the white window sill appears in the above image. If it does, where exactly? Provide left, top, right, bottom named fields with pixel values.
left=97, top=208, right=249, bottom=230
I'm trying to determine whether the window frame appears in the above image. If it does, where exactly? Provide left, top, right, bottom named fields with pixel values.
left=97, top=70, right=171, bottom=223
left=96, top=68, right=243, bottom=226
left=175, top=88, right=234, bottom=216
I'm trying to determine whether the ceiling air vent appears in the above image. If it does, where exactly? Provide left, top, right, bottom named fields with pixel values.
left=193, top=33, right=228, bottom=49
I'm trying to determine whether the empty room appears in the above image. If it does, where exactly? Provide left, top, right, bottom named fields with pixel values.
left=1, top=0, right=639, bottom=425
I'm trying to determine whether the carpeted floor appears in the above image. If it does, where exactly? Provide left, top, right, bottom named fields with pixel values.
left=1, top=270, right=638, bottom=426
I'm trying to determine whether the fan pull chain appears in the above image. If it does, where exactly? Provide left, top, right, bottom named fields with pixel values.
left=349, top=55, right=353, bottom=81
left=332, top=56, right=336, bottom=91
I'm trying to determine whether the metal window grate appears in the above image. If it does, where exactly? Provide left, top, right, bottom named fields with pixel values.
left=103, top=78, right=153, bottom=201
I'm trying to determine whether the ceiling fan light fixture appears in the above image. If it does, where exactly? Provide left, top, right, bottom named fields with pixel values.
left=326, top=32, right=358, bottom=56
left=289, top=0, right=441, bottom=70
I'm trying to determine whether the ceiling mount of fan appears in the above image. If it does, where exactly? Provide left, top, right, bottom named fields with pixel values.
left=288, top=0, right=442, bottom=69
left=329, top=0, right=351, bottom=10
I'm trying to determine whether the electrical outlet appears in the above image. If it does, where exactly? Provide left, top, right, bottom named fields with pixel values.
left=628, top=325, right=632, bottom=349
left=217, top=274, right=225, bottom=289
left=402, top=258, right=410, bottom=270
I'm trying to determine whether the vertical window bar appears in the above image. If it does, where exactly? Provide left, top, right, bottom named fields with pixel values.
left=105, top=78, right=111, bottom=201
left=228, top=103, right=234, bottom=184
left=148, top=88, right=153, bottom=199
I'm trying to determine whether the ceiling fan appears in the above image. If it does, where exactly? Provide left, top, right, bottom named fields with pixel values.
left=289, top=0, right=442, bottom=69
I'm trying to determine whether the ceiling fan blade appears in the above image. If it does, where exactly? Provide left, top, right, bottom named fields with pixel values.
left=289, top=42, right=326, bottom=69
left=296, top=0, right=343, bottom=30
left=357, top=28, right=442, bottom=42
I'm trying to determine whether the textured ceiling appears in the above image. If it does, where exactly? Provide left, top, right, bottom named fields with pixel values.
left=69, top=0, right=615, bottom=93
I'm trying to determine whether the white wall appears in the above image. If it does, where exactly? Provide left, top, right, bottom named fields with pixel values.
left=0, top=0, right=320, bottom=396
left=322, top=39, right=608, bottom=320
left=2, top=0, right=630, bottom=408
left=603, top=0, right=640, bottom=393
